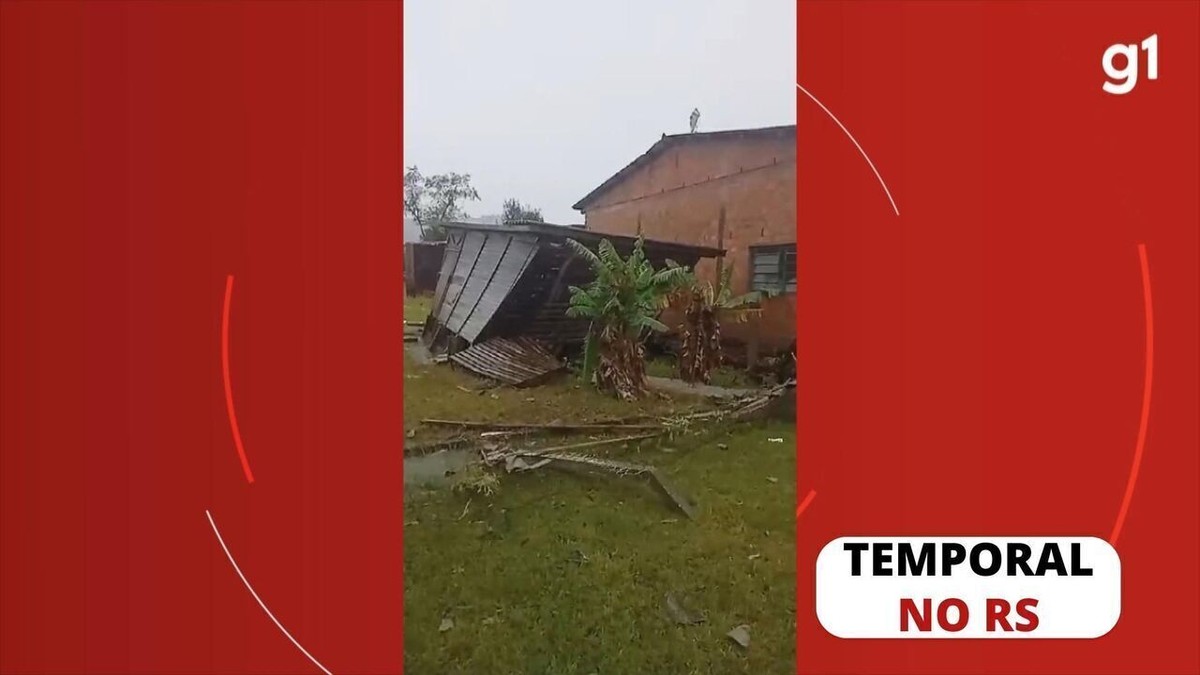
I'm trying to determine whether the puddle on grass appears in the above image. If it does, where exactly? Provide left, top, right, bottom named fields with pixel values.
left=404, top=449, right=476, bottom=489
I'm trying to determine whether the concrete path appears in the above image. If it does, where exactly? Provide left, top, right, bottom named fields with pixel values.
left=646, top=376, right=759, bottom=400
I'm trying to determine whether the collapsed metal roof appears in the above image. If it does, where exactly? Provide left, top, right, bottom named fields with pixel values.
left=420, top=221, right=724, bottom=362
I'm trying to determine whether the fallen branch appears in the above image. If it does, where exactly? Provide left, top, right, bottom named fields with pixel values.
left=421, top=419, right=662, bottom=432
left=531, top=451, right=650, bottom=476
left=658, top=379, right=795, bottom=427
left=588, top=413, right=660, bottom=425
left=404, top=435, right=472, bottom=455
left=510, top=432, right=663, bottom=459
left=515, top=451, right=697, bottom=519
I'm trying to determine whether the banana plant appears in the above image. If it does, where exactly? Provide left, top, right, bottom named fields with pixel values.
left=679, top=264, right=775, bottom=384
left=565, top=237, right=692, bottom=399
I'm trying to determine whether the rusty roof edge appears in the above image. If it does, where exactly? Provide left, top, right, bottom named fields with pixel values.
left=442, top=221, right=725, bottom=258
left=572, top=124, right=796, bottom=212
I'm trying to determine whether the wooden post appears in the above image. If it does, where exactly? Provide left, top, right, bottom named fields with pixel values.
left=715, top=205, right=726, bottom=283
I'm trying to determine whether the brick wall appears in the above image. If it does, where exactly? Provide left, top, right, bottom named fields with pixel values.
left=579, top=134, right=796, bottom=352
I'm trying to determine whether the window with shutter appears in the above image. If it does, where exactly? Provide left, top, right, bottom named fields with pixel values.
left=749, top=244, right=797, bottom=294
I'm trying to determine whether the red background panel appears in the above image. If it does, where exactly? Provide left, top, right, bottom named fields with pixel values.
left=797, top=2, right=1198, bottom=674
left=1, top=2, right=402, bottom=673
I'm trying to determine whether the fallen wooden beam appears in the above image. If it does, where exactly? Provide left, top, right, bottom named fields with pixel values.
left=421, top=419, right=662, bottom=432
left=403, top=436, right=471, bottom=455
left=511, top=432, right=664, bottom=459
left=648, top=468, right=699, bottom=520
left=516, top=451, right=697, bottom=519
left=588, top=413, right=660, bottom=425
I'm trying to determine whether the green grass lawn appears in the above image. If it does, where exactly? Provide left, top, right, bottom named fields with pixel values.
left=404, top=422, right=795, bottom=675
left=405, top=293, right=434, bottom=323
left=403, top=294, right=796, bottom=674
left=405, top=294, right=796, bottom=672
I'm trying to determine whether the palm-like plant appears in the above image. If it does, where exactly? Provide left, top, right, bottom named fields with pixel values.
left=679, top=264, right=769, bottom=384
left=565, top=237, right=692, bottom=399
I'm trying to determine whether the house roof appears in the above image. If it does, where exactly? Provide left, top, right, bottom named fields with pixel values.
left=572, top=124, right=796, bottom=212
left=443, top=220, right=725, bottom=259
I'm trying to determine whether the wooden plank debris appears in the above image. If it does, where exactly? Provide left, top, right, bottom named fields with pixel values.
left=421, top=419, right=662, bottom=432
left=509, top=432, right=663, bottom=459
left=404, top=436, right=472, bottom=456
left=449, top=336, right=564, bottom=386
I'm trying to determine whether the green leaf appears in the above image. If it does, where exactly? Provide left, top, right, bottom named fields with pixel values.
left=637, top=316, right=670, bottom=333
left=565, top=239, right=600, bottom=270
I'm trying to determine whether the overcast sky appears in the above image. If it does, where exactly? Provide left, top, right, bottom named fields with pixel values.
left=403, top=1, right=796, bottom=226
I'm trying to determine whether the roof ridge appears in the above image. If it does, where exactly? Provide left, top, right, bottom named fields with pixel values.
left=572, top=124, right=795, bottom=211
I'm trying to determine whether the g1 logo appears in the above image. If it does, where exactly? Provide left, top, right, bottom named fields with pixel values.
left=1103, top=34, right=1158, bottom=95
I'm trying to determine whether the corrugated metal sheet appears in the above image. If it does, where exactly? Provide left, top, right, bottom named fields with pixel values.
left=457, top=235, right=538, bottom=342
left=422, top=232, right=465, bottom=345
left=485, top=245, right=591, bottom=345
left=429, top=232, right=465, bottom=321
left=449, top=336, right=564, bottom=386
left=435, top=230, right=485, bottom=326
left=446, top=232, right=506, bottom=330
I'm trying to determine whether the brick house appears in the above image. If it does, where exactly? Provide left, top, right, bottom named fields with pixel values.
left=572, top=125, right=796, bottom=356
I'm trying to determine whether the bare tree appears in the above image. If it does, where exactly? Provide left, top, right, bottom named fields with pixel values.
left=404, top=166, right=481, bottom=241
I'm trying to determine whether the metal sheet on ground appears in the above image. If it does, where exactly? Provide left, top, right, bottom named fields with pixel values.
left=449, top=336, right=564, bottom=386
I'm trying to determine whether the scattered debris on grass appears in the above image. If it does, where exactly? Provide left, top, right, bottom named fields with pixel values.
left=422, top=419, right=662, bottom=433
left=410, top=381, right=794, bottom=518
left=439, top=617, right=454, bottom=633
left=504, top=455, right=552, bottom=473
left=451, top=464, right=499, bottom=496
left=499, top=432, right=662, bottom=461
left=405, top=435, right=472, bottom=456
left=726, top=624, right=751, bottom=649
left=664, top=593, right=705, bottom=626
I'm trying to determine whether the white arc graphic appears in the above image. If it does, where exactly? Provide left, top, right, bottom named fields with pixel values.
left=207, top=509, right=334, bottom=675
left=797, top=82, right=900, bottom=216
